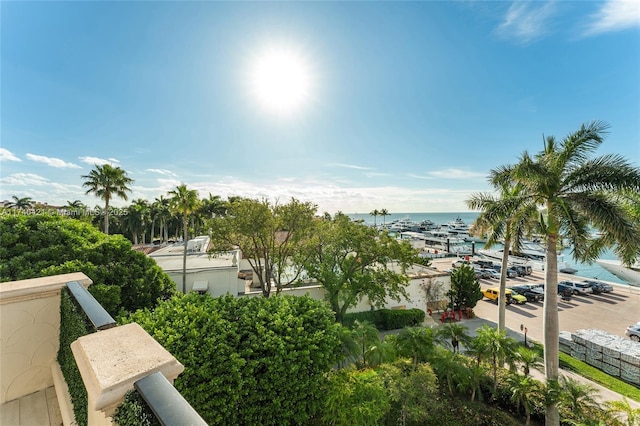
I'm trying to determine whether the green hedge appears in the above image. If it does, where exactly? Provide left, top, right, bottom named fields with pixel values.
left=125, top=293, right=342, bottom=425
left=58, top=288, right=93, bottom=426
left=113, top=390, right=159, bottom=426
left=342, top=308, right=425, bottom=330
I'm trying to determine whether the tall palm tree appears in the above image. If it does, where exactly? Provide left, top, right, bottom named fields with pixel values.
left=467, top=181, right=538, bottom=331
left=379, top=208, right=390, bottom=226
left=369, top=209, right=380, bottom=227
left=168, top=184, right=200, bottom=293
left=81, top=164, right=133, bottom=234
left=125, top=199, right=150, bottom=245
left=496, top=121, right=640, bottom=425
left=7, top=195, right=34, bottom=209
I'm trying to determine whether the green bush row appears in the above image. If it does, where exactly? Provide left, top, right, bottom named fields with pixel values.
left=58, top=288, right=93, bottom=426
left=342, top=308, right=425, bottom=330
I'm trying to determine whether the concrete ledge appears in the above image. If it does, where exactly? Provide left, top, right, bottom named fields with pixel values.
left=51, top=361, right=77, bottom=426
left=0, top=273, right=91, bottom=305
left=71, top=323, right=184, bottom=413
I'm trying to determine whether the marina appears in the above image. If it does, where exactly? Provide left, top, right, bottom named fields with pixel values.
left=350, top=212, right=638, bottom=287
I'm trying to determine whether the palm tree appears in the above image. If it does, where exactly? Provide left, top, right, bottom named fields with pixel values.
left=515, top=346, right=543, bottom=376
left=496, top=121, right=640, bottom=425
left=435, top=322, right=471, bottom=353
left=507, top=373, right=541, bottom=426
left=125, top=199, right=150, bottom=245
left=350, top=320, right=380, bottom=368
left=369, top=209, right=380, bottom=227
left=606, top=397, right=640, bottom=426
left=467, top=181, right=538, bottom=331
left=153, top=196, right=171, bottom=243
left=7, top=195, right=34, bottom=209
left=81, top=164, right=133, bottom=234
left=394, top=326, right=435, bottom=369
left=379, top=208, right=390, bottom=226
left=558, top=375, right=602, bottom=424
left=168, top=184, right=200, bottom=293
left=470, top=324, right=518, bottom=395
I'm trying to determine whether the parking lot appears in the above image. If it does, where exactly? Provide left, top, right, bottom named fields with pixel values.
left=430, top=258, right=640, bottom=343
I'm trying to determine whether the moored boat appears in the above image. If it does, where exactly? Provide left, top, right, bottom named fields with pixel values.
left=595, top=259, right=640, bottom=286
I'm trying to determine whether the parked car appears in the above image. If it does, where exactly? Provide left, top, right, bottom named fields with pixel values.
left=559, top=280, right=593, bottom=295
left=508, top=288, right=533, bottom=304
left=557, top=283, right=574, bottom=299
left=514, top=265, right=533, bottom=276
left=505, top=267, right=519, bottom=278
left=473, top=260, right=495, bottom=269
left=626, top=323, right=640, bottom=342
left=486, top=270, right=501, bottom=280
left=452, top=259, right=470, bottom=268
left=509, top=285, right=544, bottom=302
left=582, top=280, right=613, bottom=294
left=482, top=287, right=527, bottom=305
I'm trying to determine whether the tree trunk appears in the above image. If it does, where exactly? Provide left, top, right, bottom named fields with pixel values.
left=182, top=217, right=188, bottom=294
left=544, top=232, right=560, bottom=426
left=104, top=199, right=110, bottom=234
left=498, top=238, right=510, bottom=331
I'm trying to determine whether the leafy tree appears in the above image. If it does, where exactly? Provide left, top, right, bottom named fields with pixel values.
left=494, top=121, right=640, bottom=425
left=127, top=293, right=342, bottom=426
left=298, top=213, right=420, bottom=323
left=467, top=180, right=538, bottom=331
left=351, top=320, right=383, bottom=368
left=208, top=197, right=317, bottom=297
left=376, top=360, right=439, bottom=426
left=322, top=368, right=389, bottom=426
left=0, top=215, right=175, bottom=314
left=81, top=164, right=133, bottom=234
left=428, top=346, right=465, bottom=397
left=168, top=184, right=200, bottom=293
left=447, top=264, right=483, bottom=311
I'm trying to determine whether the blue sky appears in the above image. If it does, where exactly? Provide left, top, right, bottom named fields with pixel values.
left=1, top=1, right=639, bottom=214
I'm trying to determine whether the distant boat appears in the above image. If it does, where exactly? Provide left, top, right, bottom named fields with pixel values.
left=595, top=259, right=640, bottom=286
left=478, top=241, right=575, bottom=274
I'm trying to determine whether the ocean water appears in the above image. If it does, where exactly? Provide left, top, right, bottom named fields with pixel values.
left=348, top=212, right=628, bottom=286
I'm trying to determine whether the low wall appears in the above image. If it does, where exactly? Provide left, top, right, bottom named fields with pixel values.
left=0, top=273, right=92, bottom=404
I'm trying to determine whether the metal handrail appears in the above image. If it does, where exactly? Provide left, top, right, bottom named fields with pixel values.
left=135, top=372, right=208, bottom=426
left=66, top=281, right=116, bottom=330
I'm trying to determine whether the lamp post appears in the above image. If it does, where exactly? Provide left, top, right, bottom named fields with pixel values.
left=520, top=324, right=528, bottom=346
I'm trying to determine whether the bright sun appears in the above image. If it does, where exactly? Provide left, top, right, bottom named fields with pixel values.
left=249, top=46, right=313, bottom=116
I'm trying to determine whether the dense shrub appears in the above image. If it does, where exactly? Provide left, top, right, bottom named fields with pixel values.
left=125, top=293, right=342, bottom=425
left=0, top=215, right=175, bottom=314
left=113, top=390, right=159, bottom=426
left=58, top=288, right=93, bottom=426
left=343, top=308, right=425, bottom=330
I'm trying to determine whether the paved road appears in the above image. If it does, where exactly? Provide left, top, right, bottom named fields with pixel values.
left=426, top=257, right=640, bottom=408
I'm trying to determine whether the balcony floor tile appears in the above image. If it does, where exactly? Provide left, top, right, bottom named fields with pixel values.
left=0, top=387, right=62, bottom=426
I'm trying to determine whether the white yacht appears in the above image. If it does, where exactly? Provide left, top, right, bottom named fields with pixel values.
left=596, top=259, right=640, bottom=286
left=478, top=242, right=575, bottom=273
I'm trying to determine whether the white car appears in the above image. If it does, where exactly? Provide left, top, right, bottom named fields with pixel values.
left=559, top=281, right=593, bottom=295
left=626, top=323, right=640, bottom=342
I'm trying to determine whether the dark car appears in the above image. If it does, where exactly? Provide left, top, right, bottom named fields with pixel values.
left=557, top=283, right=574, bottom=299
left=505, top=267, right=519, bottom=278
left=510, top=285, right=544, bottom=302
left=582, top=280, right=614, bottom=294
left=509, top=266, right=526, bottom=277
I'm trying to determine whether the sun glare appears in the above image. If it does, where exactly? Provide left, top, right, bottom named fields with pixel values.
left=249, top=45, right=313, bottom=117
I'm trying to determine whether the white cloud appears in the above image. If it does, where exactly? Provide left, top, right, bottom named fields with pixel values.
left=0, top=148, right=21, bottom=162
left=583, top=0, right=640, bottom=36
left=0, top=173, right=50, bottom=186
left=26, top=153, right=81, bottom=169
left=146, top=168, right=178, bottom=177
left=497, top=1, right=557, bottom=43
left=427, top=169, right=487, bottom=179
left=327, top=163, right=373, bottom=170
left=79, top=156, right=118, bottom=166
